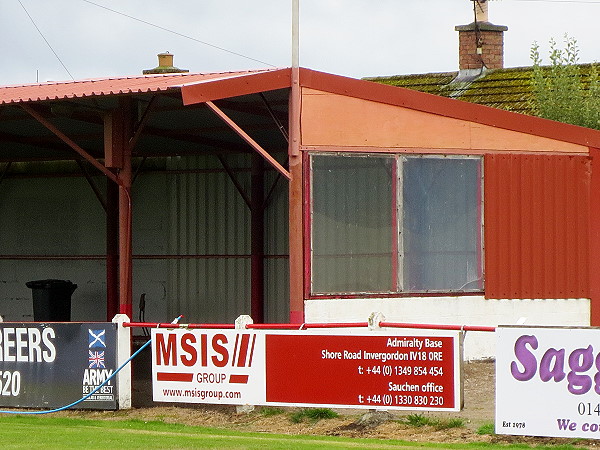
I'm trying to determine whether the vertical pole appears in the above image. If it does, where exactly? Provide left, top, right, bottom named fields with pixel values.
left=288, top=0, right=304, bottom=323
left=118, top=174, right=132, bottom=317
left=292, top=0, right=299, bottom=69
left=288, top=146, right=304, bottom=323
left=118, top=98, right=134, bottom=318
left=106, top=178, right=119, bottom=320
left=251, top=154, right=265, bottom=323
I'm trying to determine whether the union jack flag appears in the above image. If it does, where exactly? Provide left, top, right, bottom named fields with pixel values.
left=88, top=350, right=105, bottom=368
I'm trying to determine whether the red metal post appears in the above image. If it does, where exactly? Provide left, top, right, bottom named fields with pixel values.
left=116, top=98, right=134, bottom=318
left=251, top=154, right=265, bottom=323
left=106, top=178, right=119, bottom=320
left=118, top=179, right=132, bottom=318
left=288, top=66, right=304, bottom=323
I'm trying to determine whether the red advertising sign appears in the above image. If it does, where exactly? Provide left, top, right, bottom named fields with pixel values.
left=266, top=334, right=457, bottom=410
left=152, top=329, right=462, bottom=411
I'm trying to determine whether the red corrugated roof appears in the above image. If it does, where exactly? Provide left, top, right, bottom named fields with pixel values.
left=0, top=69, right=277, bottom=105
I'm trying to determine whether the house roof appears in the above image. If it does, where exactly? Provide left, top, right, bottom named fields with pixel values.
left=364, top=64, right=600, bottom=117
left=0, top=69, right=279, bottom=105
left=365, top=67, right=533, bottom=115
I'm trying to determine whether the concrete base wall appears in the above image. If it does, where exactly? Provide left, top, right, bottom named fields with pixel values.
left=305, top=296, right=590, bottom=360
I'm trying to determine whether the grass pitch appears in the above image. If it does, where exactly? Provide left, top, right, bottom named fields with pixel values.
left=0, top=415, right=581, bottom=449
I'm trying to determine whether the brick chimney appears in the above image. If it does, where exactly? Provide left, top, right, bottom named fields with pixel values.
left=143, top=52, right=189, bottom=75
left=455, top=0, right=507, bottom=71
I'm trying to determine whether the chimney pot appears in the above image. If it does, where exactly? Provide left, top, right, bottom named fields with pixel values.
left=474, top=0, right=489, bottom=22
left=158, top=52, right=174, bottom=68
left=143, top=52, right=189, bottom=75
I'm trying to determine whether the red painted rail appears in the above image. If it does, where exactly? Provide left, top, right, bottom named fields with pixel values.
left=124, top=322, right=235, bottom=329
left=379, top=322, right=496, bottom=333
left=123, top=321, right=495, bottom=332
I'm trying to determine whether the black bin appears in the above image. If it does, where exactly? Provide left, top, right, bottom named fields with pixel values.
left=25, top=279, right=77, bottom=322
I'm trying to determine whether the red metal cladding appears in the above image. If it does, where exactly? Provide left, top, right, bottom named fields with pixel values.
left=484, top=153, right=591, bottom=300
left=181, top=68, right=291, bottom=105
left=589, top=148, right=600, bottom=325
left=0, top=70, right=275, bottom=105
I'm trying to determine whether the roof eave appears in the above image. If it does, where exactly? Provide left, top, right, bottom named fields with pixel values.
left=180, top=68, right=292, bottom=105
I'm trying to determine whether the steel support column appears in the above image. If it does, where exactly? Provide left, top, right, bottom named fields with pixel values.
left=118, top=176, right=132, bottom=317
left=288, top=66, right=304, bottom=323
left=105, top=99, right=134, bottom=319
left=117, top=99, right=134, bottom=318
left=106, top=178, right=119, bottom=320
left=251, top=154, right=265, bottom=323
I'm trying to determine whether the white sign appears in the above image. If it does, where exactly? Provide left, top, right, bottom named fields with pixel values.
left=152, top=329, right=266, bottom=405
left=152, top=328, right=463, bottom=410
left=497, top=326, right=600, bottom=439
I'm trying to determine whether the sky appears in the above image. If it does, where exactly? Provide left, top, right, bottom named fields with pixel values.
left=2, top=0, right=600, bottom=86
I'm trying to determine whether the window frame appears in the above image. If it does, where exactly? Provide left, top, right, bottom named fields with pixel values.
left=306, top=151, right=484, bottom=299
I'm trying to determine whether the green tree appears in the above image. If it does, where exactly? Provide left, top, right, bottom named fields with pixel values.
left=530, top=35, right=600, bottom=129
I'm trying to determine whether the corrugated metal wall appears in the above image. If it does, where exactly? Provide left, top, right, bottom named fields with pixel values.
left=167, top=154, right=289, bottom=324
left=484, top=153, right=590, bottom=299
left=264, top=169, right=290, bottom=322
left=0, top=174, right=108, bottom=321
left=167, top=154, right=250, bottom=323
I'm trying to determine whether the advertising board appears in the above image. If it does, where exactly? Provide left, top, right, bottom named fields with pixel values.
left=497, top=326, right=600, bottom=439
left=152, top=328, right=463, bottom=411
left=0, top=322, right=119, bottom=409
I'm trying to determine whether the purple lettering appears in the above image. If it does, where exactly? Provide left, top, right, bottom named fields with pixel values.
left=567, top=345, right=593, bottom=395
left=557, top=418, right=577, bottom=431
left=594, top=353, right=600, bottom=395
left=511, top=335, right=538, bottom=381
left=539, top=348, right=566, bottom=382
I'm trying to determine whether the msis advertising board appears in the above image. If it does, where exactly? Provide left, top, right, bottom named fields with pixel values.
left=0, top=323, right=118, bottom=410
left=152, top=328, right=462, bottom=411
left=497, top=326, right=600, bottom=439
left=153, top=329, right=266, bottom=405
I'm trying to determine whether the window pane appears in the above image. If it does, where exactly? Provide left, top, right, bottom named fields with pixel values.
left=402, top=157, right=482, bottom=292
left=311, top=154, right=394, bottom=293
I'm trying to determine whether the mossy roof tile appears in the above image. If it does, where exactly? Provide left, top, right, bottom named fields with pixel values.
left=365, top=64, right=599, bottom=117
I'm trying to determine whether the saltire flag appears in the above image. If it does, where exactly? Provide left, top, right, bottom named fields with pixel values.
left=89, top=329, right=106, bottom=348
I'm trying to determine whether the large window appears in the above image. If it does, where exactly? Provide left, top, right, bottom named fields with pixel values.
left=310, top=153, right=483, bottom=295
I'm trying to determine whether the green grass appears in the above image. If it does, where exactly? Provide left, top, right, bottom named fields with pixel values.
left=290, top=407, right=339, bottom=423
left=477, top=422, right=495, bottom=435
left=259, top=406, right=285, bottom=417
left=0, top=415, right=584, bottom=450
left=401, top=413, right=465, bottom=430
